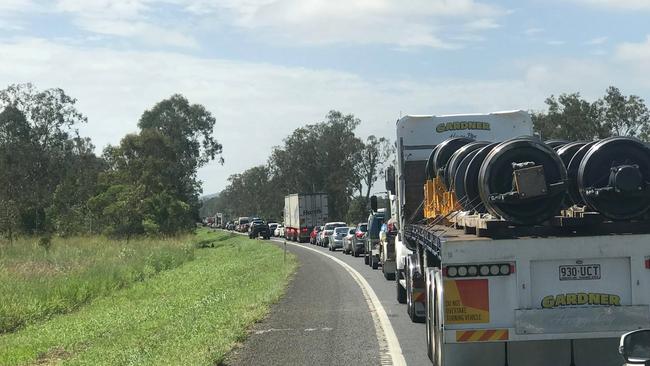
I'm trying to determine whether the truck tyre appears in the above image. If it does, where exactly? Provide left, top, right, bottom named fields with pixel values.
left=406, top=255, right=425, bottom=323
left=426, top=268, right=434, bottom=362
left=352, top=248, right=359, bottom=257
left=371, top=255, right=379, bottom=269
left=397, top=271, right=407, bottom=304
left=425, top=268, right=443, bottom=366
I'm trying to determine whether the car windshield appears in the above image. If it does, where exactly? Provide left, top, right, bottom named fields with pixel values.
left=334, top=227, right=348, bottom=234
left=358, top=224, right=368, bottom=232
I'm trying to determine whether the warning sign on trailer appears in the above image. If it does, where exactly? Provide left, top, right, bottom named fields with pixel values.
left=444, top=279, right=490, bottom=324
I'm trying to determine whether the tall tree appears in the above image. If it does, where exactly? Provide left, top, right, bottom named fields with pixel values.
left=354, top=135, right=393, bottom=200
left=596, top=86, right=650, bottom=138
left=532, top=87, right=650, bottom=142
left=91, top=95, right=222, bottom=237
left=0, top=84, right=89, bottom=234
left=532, top=93, right=603, bottom=141
left=268, top=110, right=363, bottom=219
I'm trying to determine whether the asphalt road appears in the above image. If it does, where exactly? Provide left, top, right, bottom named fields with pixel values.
left=224, top=236, right=429, bottom=366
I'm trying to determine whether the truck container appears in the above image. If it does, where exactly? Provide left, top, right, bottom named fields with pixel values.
left=283, top=193, right=328, bottom=242
left=387, top=110, right=650, bottom=365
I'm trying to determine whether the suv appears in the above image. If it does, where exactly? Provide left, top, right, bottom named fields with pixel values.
left=320, top=222, right=346, bottom=247
left=248, top=220, right=271, bottom=239
left=350, top=223, right=368, bottom=257
left=364, top=212, right=385, bottom=268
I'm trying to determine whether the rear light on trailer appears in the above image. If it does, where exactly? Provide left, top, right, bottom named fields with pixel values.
left=645, top=257, right=650, bottom=269
left=444, top=263, right=515, bottom=278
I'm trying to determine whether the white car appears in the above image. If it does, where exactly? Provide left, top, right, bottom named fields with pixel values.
left=274, top=225, right=284, bottom=237
left=268, top=223, right=279, bottom=235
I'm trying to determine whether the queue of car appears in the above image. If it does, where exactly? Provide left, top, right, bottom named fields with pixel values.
left=220, top=213, right=385, bottom=272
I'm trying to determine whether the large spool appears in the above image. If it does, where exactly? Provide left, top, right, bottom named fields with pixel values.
left=478, top=137, right=568, bottom=224
left=578, top=136, right=650, bottom=220
left=462, top=143, right=499, bottom=213
left=566, top=141, right=599, bottom=206
left=432, top=137, right=474, bottom=189
left=446, top=141, right=490, bottom=192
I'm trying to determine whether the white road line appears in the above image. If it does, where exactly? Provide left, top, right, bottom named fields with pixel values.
left=277, top=240, right=408, bottom=366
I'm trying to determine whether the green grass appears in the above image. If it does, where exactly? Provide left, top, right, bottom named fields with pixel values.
left=0, top=230, right=297, bottom=365
left=0, top=234, right=196, bottom=333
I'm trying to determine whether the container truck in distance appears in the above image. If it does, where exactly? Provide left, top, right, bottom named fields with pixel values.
left=284, top=193, right=328, bottom=242
left=389, top=110, right=650, bottom=365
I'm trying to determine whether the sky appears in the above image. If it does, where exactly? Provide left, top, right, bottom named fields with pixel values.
left=1, top=0, right=650, bottom=195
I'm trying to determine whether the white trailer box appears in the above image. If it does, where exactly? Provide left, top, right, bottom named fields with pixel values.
left=283, top=193, right=328, bottom=242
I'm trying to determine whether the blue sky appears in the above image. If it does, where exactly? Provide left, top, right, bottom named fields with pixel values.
left=1, top=0, right=650, bottom=194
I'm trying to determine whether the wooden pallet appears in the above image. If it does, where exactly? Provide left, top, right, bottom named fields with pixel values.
left=449, top=210, right=650, bottom=239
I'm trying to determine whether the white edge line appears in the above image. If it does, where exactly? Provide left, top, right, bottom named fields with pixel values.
left=279, top=240, right=408, bottom=366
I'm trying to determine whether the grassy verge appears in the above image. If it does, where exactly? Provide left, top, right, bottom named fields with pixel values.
left=0, top=231, right=297, bottom=366
left=0, top=235, right=195, bottom=333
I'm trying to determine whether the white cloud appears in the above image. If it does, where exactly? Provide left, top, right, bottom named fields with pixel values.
left=546, top=40, right=566, bottom=46
left=615, top=35, right=650, bottom=79
left=182, top=0, right=505, bottom=48
left=54, top=0, right=197, bottom=48
left=525, top=27, right=544, bottom=36
left=586, top=36, right=608, bottom=45
left=574, top=0, right=650, bottom=10
left=617, top=35, right=650, bottom=62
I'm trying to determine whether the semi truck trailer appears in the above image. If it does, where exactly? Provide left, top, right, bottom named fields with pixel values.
left=390, top=110, right=650, bottom=365
left=283, top=193, right=328, bottom=242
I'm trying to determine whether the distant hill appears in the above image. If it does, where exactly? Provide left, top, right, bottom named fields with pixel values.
left=200, top=193, right=219, bottom=202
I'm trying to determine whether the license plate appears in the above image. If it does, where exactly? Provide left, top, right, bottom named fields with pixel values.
left=559, top=264, right=601, bottom=281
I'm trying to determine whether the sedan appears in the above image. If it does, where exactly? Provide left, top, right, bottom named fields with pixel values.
left=328, top=226, right=350, bottom=251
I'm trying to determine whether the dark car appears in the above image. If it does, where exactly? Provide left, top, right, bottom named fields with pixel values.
left=249, top=220, right=271, bottom=239
left=365, top=212, right=385, bottom=267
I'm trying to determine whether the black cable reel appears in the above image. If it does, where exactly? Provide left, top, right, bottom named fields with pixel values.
left=577, top=136, right=650, bottom=220
left=478, top=137, right=568, bottom=225
left=461, top=143, right=499, bottom=213
left=432, top=137, right=474, bottom=190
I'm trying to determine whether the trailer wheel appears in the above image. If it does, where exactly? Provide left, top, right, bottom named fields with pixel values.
left=396, top=270, right=407, bottom=304
left=407, top=255, right=425, bottom=323
left=426, top=268, right=434, bottom=362
left=406, top=256, right=413, bottom=317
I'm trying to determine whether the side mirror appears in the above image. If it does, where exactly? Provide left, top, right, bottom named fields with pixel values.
left=620, top=329, right=650, bottom=364
left=385, top=166, right=396, bottom=195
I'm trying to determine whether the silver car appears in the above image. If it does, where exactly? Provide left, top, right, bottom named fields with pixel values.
left=342, top=228, right=356, bottom=254
left=328, top=226, right=349, bottom=251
